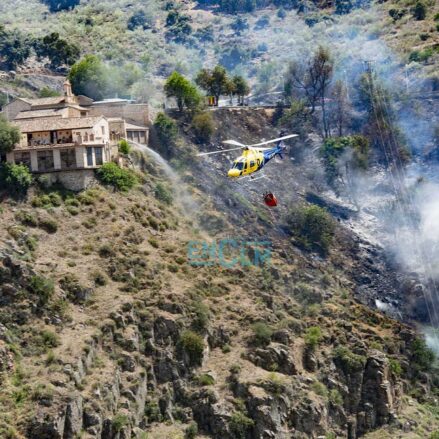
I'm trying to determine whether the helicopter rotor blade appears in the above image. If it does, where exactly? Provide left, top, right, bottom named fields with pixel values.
left=222, top=140, right=248, bottom=147
left=248, top=134, right=298, bottom=147
left=197, top=146, right=245, bottom=157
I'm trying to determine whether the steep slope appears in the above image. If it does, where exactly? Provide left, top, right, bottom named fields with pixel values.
left=0, top=112, right=438, bottom=438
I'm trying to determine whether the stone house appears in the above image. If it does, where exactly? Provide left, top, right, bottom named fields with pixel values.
left=9, top=116, right=111, bottom=172
left=0, top=80, right=150, bottom=190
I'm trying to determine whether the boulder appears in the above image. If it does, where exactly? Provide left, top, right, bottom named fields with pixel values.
left=251, top=343, right=297, bottom=375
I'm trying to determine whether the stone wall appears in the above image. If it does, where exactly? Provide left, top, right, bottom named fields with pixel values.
left=40, top=169, right=97, bottom=191
left=2, top=99, right=31, bottom=121
left=88, top=103, right=150, bottom=127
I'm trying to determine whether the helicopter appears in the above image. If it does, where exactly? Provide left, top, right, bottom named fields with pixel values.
left=197, top=134, right=298, bottom=180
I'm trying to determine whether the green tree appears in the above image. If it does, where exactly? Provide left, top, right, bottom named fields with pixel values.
left=230, top=17, right=249, bottom=34
left=0, top=116, right=20, bottom=154
left=34, top=33, right=80, bottom=68
left=192, top=112, right=214, bottom=143
left=232, top=75, right=250, bottom=105
left=164, top=71, right=201, bottom=112
left=154, top=113, right=178, bottom=157
left=0, top=163, right=32, bottom=195
left=127, top=10, right=152, bottom=31
left=410, top=338, right=435, bottom=374
left=335, top=0, right=353, bottom=14
left=196, top=65, right=231, bottom=106
left=0, top=26, right=31, bottom=69
left=38, top=87, right=61, bottom=98
left=43, top=0, right=80, bottom=12
left=286, top=204, right=335, bottom=254
left=68, top=55, right=109, bottom=100
left=179, top=330, right=204, bottom=366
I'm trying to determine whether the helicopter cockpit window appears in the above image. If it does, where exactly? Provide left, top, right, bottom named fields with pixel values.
left=250, top=161, right=255, bottom=168
left=233, top=162, right=244, bottom=170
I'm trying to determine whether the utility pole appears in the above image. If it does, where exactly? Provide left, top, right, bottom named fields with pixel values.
left=343, top=69, right=350, bottom=101
left=404, top=64, right=410, bottom=94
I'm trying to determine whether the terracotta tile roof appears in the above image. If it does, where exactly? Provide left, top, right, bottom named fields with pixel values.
left=13, top=116, right=105, bottom=133
left=15, top=109, right=64, bottom=120
left=27, top=97, right=66, bottom=107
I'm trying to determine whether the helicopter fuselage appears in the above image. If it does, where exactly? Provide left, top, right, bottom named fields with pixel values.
left=227, top=143, right=285, bottom=178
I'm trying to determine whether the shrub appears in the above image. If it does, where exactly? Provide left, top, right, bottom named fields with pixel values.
left=154, top=112, right=178, bottom=157
left=48, top=192, right=62, bottom=207
left=112, top=413, right=129, bottom=433
left=0, top=117, right=21, bottom=154
left=329, top=389, right=343, bottom=406
left=127, top=10, right=151, bottom=31
left=412, top=1, right=426, bottom=20
left=15, top=211, right=38, bottom=227
left=96, top=163, right=138, bottom=191
left=0, top=163, right=32, bottom=195
left=311, top=380, right=328, bottom=398
left=154, top=182, right=173, bottom=205
left=251, top=322, right=273, bottom=347
left=192, top=301, right=210, bottom=333
left=28, top=275, right=54, bottom=305
left=192, top=112, right=215, bottom=144
left=43, top=0, right=79, bottom=12
left=179, top=330, right=204, bottom=366
left=410, top=338, right=435, bottom=374
left=320, top=135, right=369, bottom=185
left=38, top=217, right=58, bottom=234
left=99, top=244, right=115, bottom=259
left=333, top=346, right=366, bottom=374
left=410, top=47, right=436, bottom=63
left=196, top=373, right=215, bottom=386
left=305, top=326, right=323, bottom=350
left=389, top=8, right=406, bottom=21
left=185, top=421, right=198, bottom=439
left=40, top=330, right=60, bottom=348
left=32, top=194, right=52, bottom=208
left=389, top=358, right=402, bottom=376
left=229, top=411, right=254, bottom=439
left=286, top=204, right=335, bottom=254
left=118, top=139, right=131, bottom=155
left=92, top=271, right=107, bottom=286
left=430, top=432, right=439, bottom=439
left=60, top=273, right=92, bottom=304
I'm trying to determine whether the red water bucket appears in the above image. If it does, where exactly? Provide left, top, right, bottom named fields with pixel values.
left=264, top=193, right=278, bottom=207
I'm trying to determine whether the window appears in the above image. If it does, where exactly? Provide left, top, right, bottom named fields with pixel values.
left=233, top=162, right=244, bottom=170
left=14, top=151, right=31, bottom=168
left=90, top=134, right=94, bottom=141
left=37, top=150, right=54, bottom=172
left=80, top=111, right=87, bottom=117
left=244, top=161, right=248, bottom=170
left=101, top=126, right=105, bottom=135
left=250, top=161, right=255, bottom=168
left=86, top=147, right=93, bottom=166
left=94, top=147, right=103, bottom=166
left=60, top=149, right=76, bottom=169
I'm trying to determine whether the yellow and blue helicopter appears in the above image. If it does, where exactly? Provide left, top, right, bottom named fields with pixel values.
left=197, top=134, right=298, bottom=179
